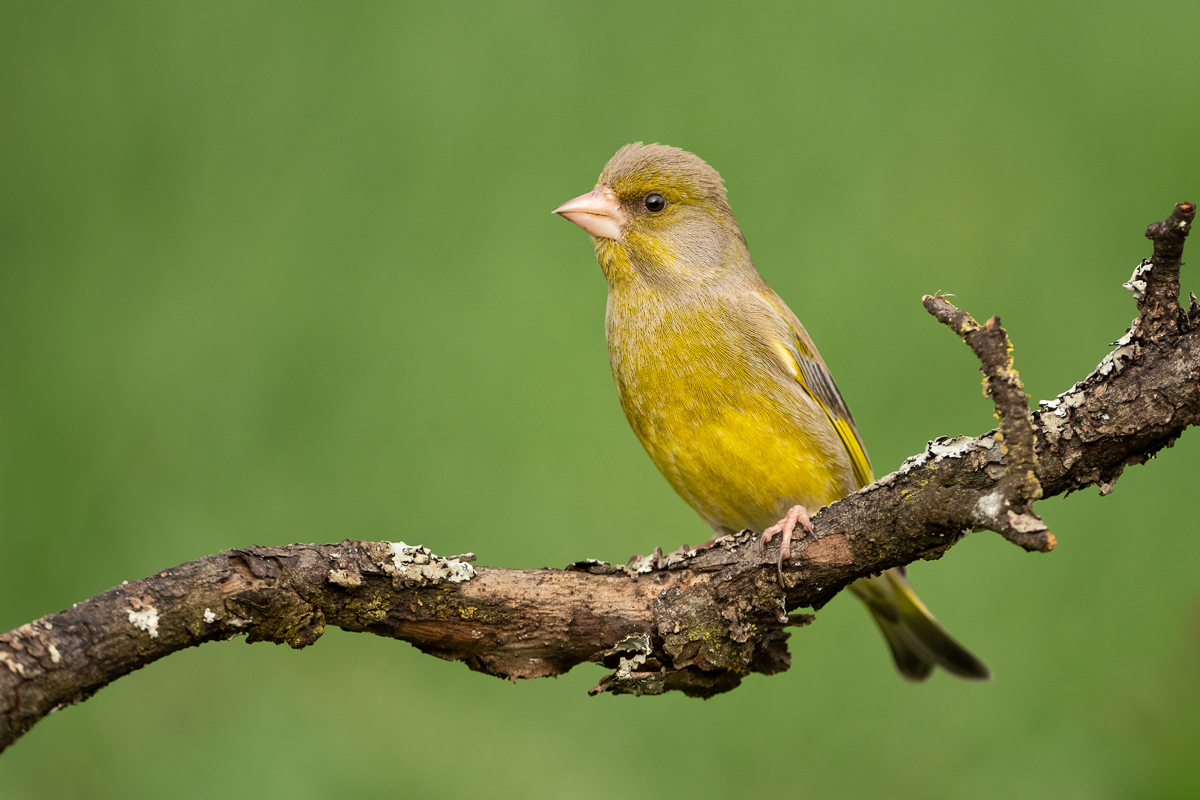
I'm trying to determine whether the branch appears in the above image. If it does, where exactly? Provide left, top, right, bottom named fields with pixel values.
left=1131, top=201, right=1196, bottom=337
left=921, top=296, right=1050, bottom=552
left=2, top=204, right=1195, bottom=753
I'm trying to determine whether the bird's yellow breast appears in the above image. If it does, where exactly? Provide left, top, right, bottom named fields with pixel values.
left=605, top=278, right=856, bottom=535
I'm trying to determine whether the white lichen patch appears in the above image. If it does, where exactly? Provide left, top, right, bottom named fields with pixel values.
left=1038, top=408, right=1072, bottom=445
left=203, top=608, right=217, bottom=624
left=384, top=541, right=476, bottom=584
left=1124, top=259, right=1152, bottom=299
left=662, top=551, right=691, bottom=569
left=127, top=606, right=160, bottom=638
left=1036, top=375, right=1116, bottom=445
left=441, top=560, right=477, bottom=582
left=617, top=652, right=647, bottom=678
left=625, top=553, right=657, bottom=574
left=928, top=435, right=978, bottom=461
left=49, top=645, right=61, bottom=664
left=974, top=491, right=1004, bottom=524
left=897, top=434, right=990, bottom=475
left=871, top=433, right=1001, bottom=491
left=1006, top=510, right=1048, bottom=533
left=610, top=633, right=652, bottom=678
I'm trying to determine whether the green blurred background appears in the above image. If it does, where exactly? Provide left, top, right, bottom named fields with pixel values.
left=2, top=1, right=1198, bottom=797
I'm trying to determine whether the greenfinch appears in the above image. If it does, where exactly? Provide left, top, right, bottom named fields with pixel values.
left=554, top=143, right=990, bottom=682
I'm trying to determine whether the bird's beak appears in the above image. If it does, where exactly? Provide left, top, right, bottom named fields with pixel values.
left=552, top=186, right=625, bottom=241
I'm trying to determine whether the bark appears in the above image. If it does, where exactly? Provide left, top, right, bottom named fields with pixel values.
left=1, top=203, right=1194, bottom=754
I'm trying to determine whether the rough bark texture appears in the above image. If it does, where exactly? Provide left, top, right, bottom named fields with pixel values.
left=1, top=203, right=1194, bottom=754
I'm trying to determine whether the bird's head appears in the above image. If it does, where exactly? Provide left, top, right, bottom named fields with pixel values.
left=554, top=143, right=748, bottom=286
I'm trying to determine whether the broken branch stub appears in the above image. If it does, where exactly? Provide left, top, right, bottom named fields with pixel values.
left=1137, top=201, right=1195, bottom=337
left=921, top=296, right=1052, bottom=552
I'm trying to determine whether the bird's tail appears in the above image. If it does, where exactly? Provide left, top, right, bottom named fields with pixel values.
left=849, top=568, right=991, bottom=682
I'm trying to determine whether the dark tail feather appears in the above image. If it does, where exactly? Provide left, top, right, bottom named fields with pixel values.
left=850, top=568, right=991, bottom=682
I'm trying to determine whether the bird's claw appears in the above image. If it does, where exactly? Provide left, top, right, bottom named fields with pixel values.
left=761, top=504, right=813, bottom=586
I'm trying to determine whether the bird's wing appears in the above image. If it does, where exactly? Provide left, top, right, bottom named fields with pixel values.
left=755, top=290, right=873, bottom=490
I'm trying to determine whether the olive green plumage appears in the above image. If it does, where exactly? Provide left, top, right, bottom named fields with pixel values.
left=556, top=143, right=989, bottom=682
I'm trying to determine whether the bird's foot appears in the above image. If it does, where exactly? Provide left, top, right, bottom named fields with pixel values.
left=761, top=505, right=813, bottom=586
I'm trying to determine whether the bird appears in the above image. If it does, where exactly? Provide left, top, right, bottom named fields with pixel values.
left=553, top=143, right=990, bottom=682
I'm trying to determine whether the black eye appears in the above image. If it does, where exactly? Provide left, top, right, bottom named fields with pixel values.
left=644, top=192, right=667, bottom=213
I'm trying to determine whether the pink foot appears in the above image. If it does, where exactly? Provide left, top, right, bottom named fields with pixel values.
left=761, top=505, right=813, bottom=583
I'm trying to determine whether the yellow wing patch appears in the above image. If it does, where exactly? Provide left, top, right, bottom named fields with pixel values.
left=830, top=415, right=873, bottom=489
left=773, top=339, right=873, bottom=491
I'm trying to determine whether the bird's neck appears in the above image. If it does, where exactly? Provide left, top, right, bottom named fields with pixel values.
left=593, top=227, right=752, bottom=296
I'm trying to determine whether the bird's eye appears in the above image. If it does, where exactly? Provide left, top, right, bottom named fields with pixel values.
left=644, top=192, right=667, bottom=213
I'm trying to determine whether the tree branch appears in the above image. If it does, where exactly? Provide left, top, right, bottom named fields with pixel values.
left=921, top=295, right=1050, bottom=552
left=1, top=203, right=1194, bottom=753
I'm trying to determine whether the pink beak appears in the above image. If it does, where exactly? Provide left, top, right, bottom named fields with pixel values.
left=552, top=187, right=625, bottom=240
